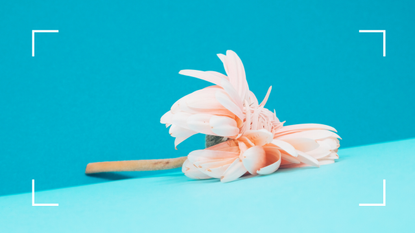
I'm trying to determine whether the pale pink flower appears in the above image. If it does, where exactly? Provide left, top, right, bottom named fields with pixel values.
left=161, top=50, right=340, bottom=182
left=182, top=124, right=340, bottom=182
left=161, top=50, right=257, bottom=148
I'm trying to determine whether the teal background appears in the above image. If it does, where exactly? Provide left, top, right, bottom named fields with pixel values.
left=1, top=0, right=414, bottom=196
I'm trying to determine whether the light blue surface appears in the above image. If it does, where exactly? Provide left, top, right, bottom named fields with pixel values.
left=1, top=0, right=415, bottom=195
left=1, top=138, right=414, bottom=232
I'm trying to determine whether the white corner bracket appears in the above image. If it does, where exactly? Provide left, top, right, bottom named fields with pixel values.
left=359, top=179, right=386, bottom=207
left=32, top=179, right=59, bottom=207
left=359, top=30, right=386, bottom=57
left=32, top=30, right=59, bottom=57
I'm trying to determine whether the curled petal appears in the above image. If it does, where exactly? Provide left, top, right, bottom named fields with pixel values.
left=241, top=146, right=266, bottom=175
left=258, top=147, right=282, bottom=175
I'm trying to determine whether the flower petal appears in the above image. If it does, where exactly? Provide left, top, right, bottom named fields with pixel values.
left=259, top=86, right=272, bottom=107
left=215, top=90, right=244, bottom=120
left=179, top=70, right=223, bottom=86
left=276, top=124, right=337, bottom=134
left=206, top=140, right=240, bottom=153
left=182, top=159, right=212, bottom=179
left=319, top=159, right=335, bottom=165
left=318, top=138, right=340, bottom=150
left=169, top=125, right=195, bottom=138
left=278, top=130, right=341, bottom=140
left=270, top=139, right=298, bottom=157
left=209, top=116, right=239, bottom=137
left=243, top=129, right=273, bottom=146
left=282, top=138, right=319, bottom=152
left=258, top=147, right=282, bottom=175
left=306, top=146, right=332, bottom=159
left=207, top=164, right=232, bottom=178
left=225, top=50, right=249, bottom=102
left=206, top=71, right=229, bottom=81
left=195, top=158, right=235, bottom=178
left=185, top=88, right=225, bottom=110
left=188, top=149, right=239, bottom=164
left=297, top=150, right=320, bottom=167
left=280, top=152, right=301, bottom=165
left=171, top=112, right=192, bottom=129
left=161, top=111, right=173, bottom=124
left=221, top=158, right=248, bottom=183
left=174, top=132, right=197, bottom=148
left=241, top=146, right=266, bottom=175
left=187, top=114, right=215, bottom=135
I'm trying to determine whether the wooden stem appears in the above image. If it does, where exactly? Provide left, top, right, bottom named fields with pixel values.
left=85, top=156, right=187, bottom=174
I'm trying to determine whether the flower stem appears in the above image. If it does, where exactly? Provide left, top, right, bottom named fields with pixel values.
left=85, top=156, right=187, bottom=174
